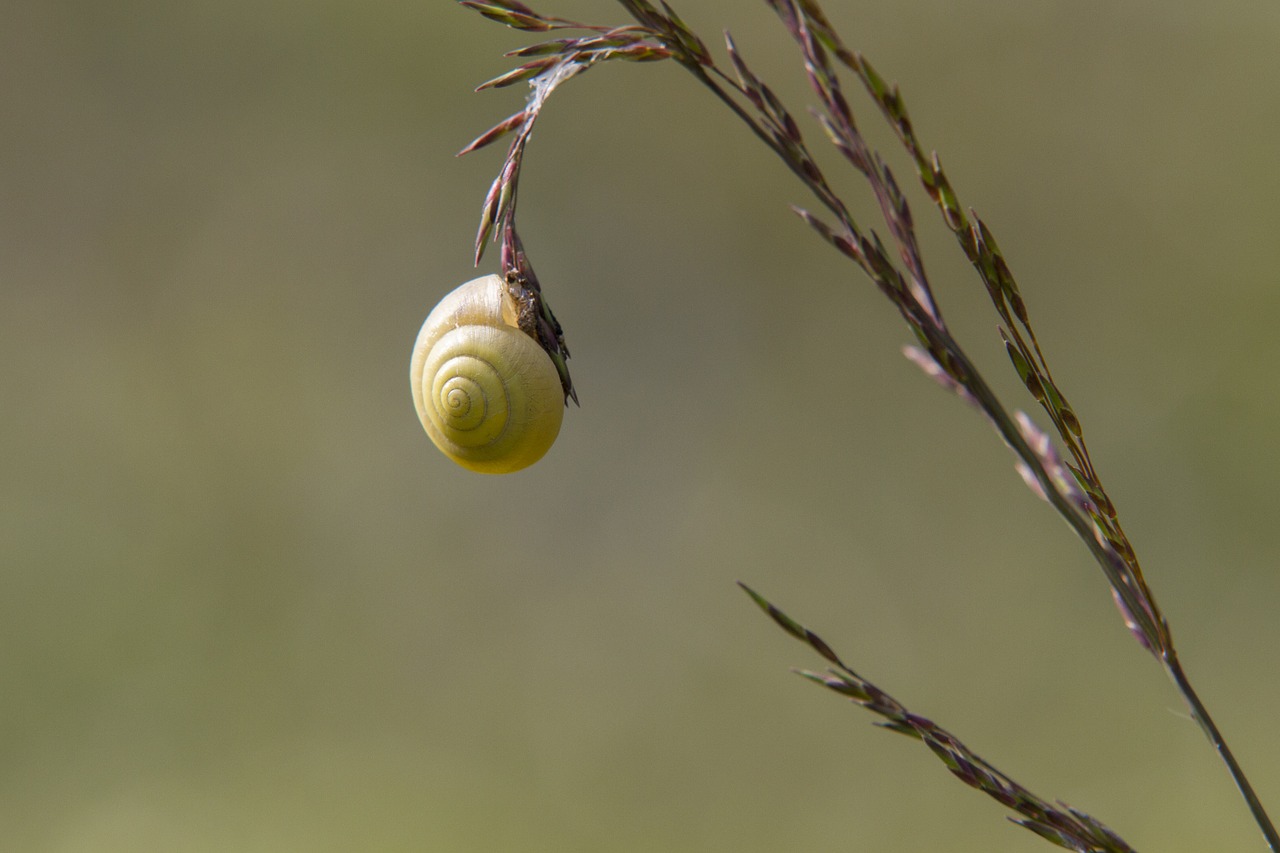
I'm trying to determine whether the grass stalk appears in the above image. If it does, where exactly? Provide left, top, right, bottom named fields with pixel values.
left=456, top=1, right=1277, bottom=847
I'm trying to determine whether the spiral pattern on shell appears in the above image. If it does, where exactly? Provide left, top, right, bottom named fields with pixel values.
left=410, top=275, right=564, bottom=474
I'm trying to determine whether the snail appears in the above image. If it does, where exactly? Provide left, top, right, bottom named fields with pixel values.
left=410, top=274, right=564, bottom=473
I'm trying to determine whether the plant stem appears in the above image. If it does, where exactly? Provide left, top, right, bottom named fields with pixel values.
left=1167, top=652, right=1279, bottom=851
left=459, top=2, right=1279, bottom=846
left=675, top=8, right=1280, bottom=844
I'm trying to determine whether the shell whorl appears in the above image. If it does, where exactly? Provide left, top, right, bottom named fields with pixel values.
left=410, top=275, right=564, bottom=473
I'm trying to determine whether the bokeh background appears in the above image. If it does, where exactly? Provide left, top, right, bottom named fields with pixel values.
left=4, top=2, right=1280, bottom=850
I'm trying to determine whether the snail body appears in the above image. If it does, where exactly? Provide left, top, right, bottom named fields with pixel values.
left=410, top=274, right=564, bottom=474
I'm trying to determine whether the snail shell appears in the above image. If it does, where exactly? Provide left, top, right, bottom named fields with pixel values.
left=410, top=274, right=564, bottom=473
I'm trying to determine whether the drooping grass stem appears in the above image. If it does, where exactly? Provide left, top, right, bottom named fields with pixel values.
left=459, top=1, right=1278, bottom=847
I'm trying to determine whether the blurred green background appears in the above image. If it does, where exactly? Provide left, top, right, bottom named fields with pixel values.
left=4, top=2, right=1279, bottom=850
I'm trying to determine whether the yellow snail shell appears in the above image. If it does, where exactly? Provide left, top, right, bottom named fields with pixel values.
left=410, top=274, right=564, bottom=473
